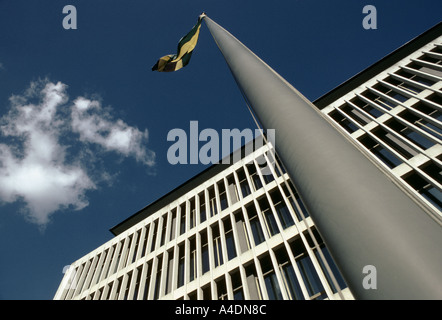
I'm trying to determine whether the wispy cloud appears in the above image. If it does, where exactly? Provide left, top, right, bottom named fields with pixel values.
left=71, top=97, right=155, bottom=167
left=0, top=80, right=155, bottom=227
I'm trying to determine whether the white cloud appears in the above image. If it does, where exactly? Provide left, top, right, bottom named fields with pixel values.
left=71, top=97, right=155, bottom=166
left=0, top=80, right=155, bottom=227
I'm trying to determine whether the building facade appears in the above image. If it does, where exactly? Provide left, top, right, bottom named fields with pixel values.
left=54, top=138, right=352, bottom=300
left=315, top=23, right=442, bottom=219
left=54, top=23, right=442, bottom=300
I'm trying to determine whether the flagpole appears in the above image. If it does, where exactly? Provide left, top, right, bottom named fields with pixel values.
left=203, top=15, right=442, bottom=299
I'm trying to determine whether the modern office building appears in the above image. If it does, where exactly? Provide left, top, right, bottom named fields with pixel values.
left=315, top=23, right=442, bottom=218
left=54, top=22, right=442, bottom=300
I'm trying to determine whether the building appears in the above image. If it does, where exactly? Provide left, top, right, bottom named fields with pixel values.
left=54, top=136, right=352, bottom=300
left=54, top=22, right=442, bottom=300
left=315, top=23, right=442, bottom=218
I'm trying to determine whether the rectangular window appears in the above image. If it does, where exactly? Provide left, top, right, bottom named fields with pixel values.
left=150, top=220, right=158, bottom=253
left=169, top=209, right=177, bottom=241
left=177, top=244, right=185, bottom=288
left=329, top=109, right=359, bottom=133
left=165, top=249, right=174, bottom=295
left=132, top=266, right=143, bottom=300
left=179, top=203, right=186, bottom=235
left=202, top=284, right=212, bottom=300
left=189, top=237, right=197, bottom=282
left=212, top=223, right=224, bottom=268
left=290, top=237, right=326, bottom=300
left=216, top=276, right=228, bottom=300
left=358, top=134, right=402, bottom=168
left=201, top=231, right=210, bottom=274
left=260, top=255, right=283, bottom=300
left=153, top=255, right=163, bottom=300
left=231, top=269, right=244, bottom=300
left=270, top=188, right=295, bottom=229
left=274, top=246, right=304, bottom=300
left=218, top=180, right=229, bottom=211
left=259, top=196, right=279, bottom=237
left=189, top=198, right=196, bottom=229
left=403, top=171, right=442, bottom=211
left=223, top=218, right=237, bottom=261
left=246, top=203, right=265, bottom=246
left=237, top=167, right=251, bottom=198
left=142, top=260, right=153, bottom=300
left=131, top=230, right=141, bottom=264
left=208, top=186, right=218, bottom=217
left=247, top=163, right=263, bottom=191
left=160, top=215, right=167, bottom=247
left=227, top=175, right=239, bottom=204
left=245, top=264, right=263, bottom=300
left=199, top=192, right=206, bottom=223
left=234, top=210, right=251, bottom=253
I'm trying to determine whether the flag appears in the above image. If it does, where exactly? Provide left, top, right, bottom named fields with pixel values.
left=152, top=15, right=204, bottom=72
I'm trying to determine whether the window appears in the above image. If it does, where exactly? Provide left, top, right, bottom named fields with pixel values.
left=153, top=255, right=163, bottom=300
left=270, top=188, right=295, bottom=229
left=123, top=272, right=133, bottom=300
left=142, top=260, right=153, bottom=300
left=260, top=255, right=283, bottom=300
left=201, top=231, right=210, bottom=274
left=237, top=167, right=251, bottom=198
left=305, top=229, right=347, bottom=293
left=177, top=244, right=185, bottom=288
left=189, top=198, right=196, bottom=229
left=166, top=252, right=174, bottom=294
left=150, top=220, right=158, bottom=253
left=246, top=203, right=265, bottom=245
left=372, top=127, right=417, bottom=159
left=216, top=276, right=228, bottom=300
left=159, top=215, right=167, bottom=247
left=189, top=237, right=197, bottom=282
left=218, top=180, right=229, bottom=211
left=358, top=134, right=402, bottom=168
left=329, top=109, right=358, bottom=133
left=224, top=218, right=237, bottom=261
left=169, top=209, right=176, bottom=241
left=212, top=223, right=224, bottom=268
left=274, top=246, right=304, bottom=300
left=403, top=171, right=442, bottom=211
left=131, top=230, right=141, bottom=264
left=385, top=118, right=434, bottom=150
left=259, top=196, right=279, bottom=237
left=247, top=163, right=263, bottom=191
left=202, top=284, right=212, bottom=300
left=351, top=96, right=383, bottom=118
left=399, top=108, right=442, bottom=140
left=258, top=155, right=275, bottom=184
left=227, top=175, right=239, bottom=203
left=234, top=210, right=251, bottom=253
left=132, top=266, right=143, bottom=300
left=290, top=237, right=326, bottom=300
left=199, top=192, right=206, bottom=223
left=208, top=186, right=218, bottom=217
left=231, top=269, right=244, bottom=300
left=245, top=264, right=263, bottom=300
left=179, top=203, right=186, bottom=235
left=282, top=182, right=310, bottom=221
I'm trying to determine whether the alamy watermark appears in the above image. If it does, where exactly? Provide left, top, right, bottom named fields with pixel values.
left=362, top=5, right=377, bottom=30
left=362, top=264, right=377, bottom=290
left=167, top=121, right=276, bottom=175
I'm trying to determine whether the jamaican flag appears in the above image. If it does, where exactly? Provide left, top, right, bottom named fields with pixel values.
left=152, top=15, right=204, bottom=72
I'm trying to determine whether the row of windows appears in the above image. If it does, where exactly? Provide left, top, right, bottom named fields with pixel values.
left=71, top=228, right=347, bottom=300
left=327, top=44, right=442, bottom=214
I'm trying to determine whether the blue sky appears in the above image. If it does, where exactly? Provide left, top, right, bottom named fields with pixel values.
left=0, top=0, right=440, bottom=300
